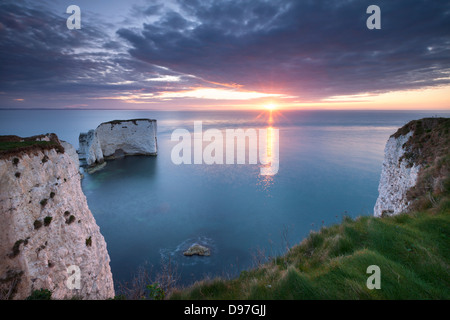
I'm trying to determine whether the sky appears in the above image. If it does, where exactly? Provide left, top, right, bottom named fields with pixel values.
left=0, top=0, right=449, bottom=110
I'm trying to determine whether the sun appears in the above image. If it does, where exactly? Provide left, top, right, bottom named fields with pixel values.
left=264, top=103, right=277, bottom=111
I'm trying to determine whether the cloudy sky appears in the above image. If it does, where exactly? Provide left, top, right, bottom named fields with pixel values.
left=0, top=0, right=449, bottom=110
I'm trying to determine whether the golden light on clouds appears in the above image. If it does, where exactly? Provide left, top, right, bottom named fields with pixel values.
left=89, top=84, right=449, bottom=110
left=366, top=85, right=450, bottom=109
left=157, top=88, right=284, bottom=100
left=291, top=85, right=450, bottom=110
left=92, top=87, right=286, bottom=104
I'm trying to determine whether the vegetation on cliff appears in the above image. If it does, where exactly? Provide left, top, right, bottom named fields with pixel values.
left=396, top=117, right=449, bottom=167
left=170, top=205, right=449, bottom=299
left=0, top=134, right=64, bottom=159
left=101, top=119, right=156, bottom=127
left=397, top=118, right=450, bottom=213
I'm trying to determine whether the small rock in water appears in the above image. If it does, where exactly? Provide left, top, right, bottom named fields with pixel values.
left=183, top=244, right=211, bottom=257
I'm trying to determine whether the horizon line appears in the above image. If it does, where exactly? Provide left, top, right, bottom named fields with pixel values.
left=1, top=107, right=450, bottom=112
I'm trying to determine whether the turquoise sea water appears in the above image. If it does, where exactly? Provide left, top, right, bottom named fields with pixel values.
left=1, top=109, right=449, bottom=288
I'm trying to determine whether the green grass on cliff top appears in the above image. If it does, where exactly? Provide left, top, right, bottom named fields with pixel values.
left=170, top=190, right=450, bottom=300
left=0, top=140, right=57, bottom=152
left=0, top=135, right=63, bottom=159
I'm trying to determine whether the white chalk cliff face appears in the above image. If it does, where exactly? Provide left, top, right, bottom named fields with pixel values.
left=97, top=119, right=157, bottom=158
left=0, top=138, right=114, bottom=299
left=79, top=119, right=157, bottom=167
left=78, top=130, right=104, bottom=167
left=60, top=140, right=80, bottom=169
left=374, top=131, right=421, bottom=217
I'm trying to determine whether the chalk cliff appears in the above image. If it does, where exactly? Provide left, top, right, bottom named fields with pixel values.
left=60, top=140, right=80, bottom=169
left=78, top=130, right=104, bottom=167
left=373, top=131, right=421, bottom=217
left=79, top=119, right=157, bottom=167
left=374, top=118, right=450, bottom=217
left=0, top=134, right=114, bottom=299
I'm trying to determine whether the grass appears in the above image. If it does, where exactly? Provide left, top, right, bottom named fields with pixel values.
left=408, top=154, right=450, bottom=211
left=26, top=289, right=52, bottom=300
left=0, top=140, right=58, bottom=152
left=170, top=197, right=450, bottom=300
left=396, top=118, right=450, bottom=167
left=0, top=134, right=64, bottom=159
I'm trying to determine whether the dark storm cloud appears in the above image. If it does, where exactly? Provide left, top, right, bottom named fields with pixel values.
left=117, top=0, right=450, bottom=99
left=0, top=0, right=449, bottom=107
left=0, top=0, right=176, bottom=100
left=0, top=2, right=111, bottom=94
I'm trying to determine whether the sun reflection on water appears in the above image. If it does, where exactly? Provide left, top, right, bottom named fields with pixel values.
left=256, top=108, right=280, bottom=195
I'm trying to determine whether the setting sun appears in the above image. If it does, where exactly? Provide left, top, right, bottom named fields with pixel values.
left=264, top=103, right=277, bottom=111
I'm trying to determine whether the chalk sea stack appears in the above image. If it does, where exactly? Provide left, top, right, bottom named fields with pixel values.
left=78, top=119, right=157, bottom=167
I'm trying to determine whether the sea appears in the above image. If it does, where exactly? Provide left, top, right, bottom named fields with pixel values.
left=1, top=109, right=449, bottom=289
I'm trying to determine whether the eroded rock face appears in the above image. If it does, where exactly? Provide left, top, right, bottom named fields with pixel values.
left=374, top=131, right=421, bottom=217
left=0, top=138, right=114, bottom=299
left=78, top=130, right=104, bottom=166
left=78, top=119, right=157, bottom=167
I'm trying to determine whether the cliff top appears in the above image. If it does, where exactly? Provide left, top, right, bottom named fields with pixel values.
left=100, top=119, right=156, bottom=127
left=393, top=117, right=450, bottom=167
left=0, top=134, right=64, bottom=160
